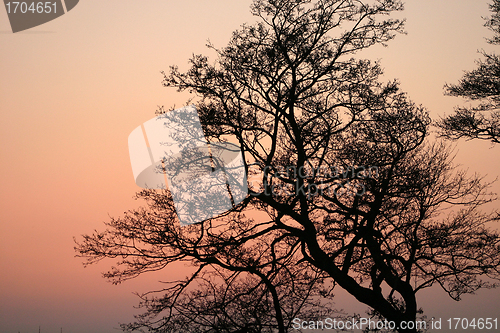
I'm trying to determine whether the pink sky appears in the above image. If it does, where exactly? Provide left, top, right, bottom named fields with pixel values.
left=1, top=1, right=499, bottom=332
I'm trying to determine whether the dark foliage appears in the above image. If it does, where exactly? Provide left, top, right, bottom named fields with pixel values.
left=76, top=1, right=500, bottom=332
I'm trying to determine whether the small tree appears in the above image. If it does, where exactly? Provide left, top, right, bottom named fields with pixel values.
left=76, top=1, right=500, bottom=332
left=438, top=0, right=500, bottom=144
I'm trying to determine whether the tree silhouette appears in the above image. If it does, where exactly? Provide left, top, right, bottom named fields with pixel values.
left=75, top=1, right=500, bottom=332
left=438, top=0, right=500, bottom=144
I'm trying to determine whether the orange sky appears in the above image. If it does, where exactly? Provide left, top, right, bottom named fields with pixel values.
left=1, top=1, right=499, bottom=332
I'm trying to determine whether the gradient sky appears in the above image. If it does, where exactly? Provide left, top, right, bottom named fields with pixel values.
left=1, top=1, right=499, bottom=332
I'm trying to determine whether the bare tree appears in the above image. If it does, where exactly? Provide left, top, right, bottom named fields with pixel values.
left=438, top=0, right=500, bottom=144
left=76, top=1, right=500, bottom=332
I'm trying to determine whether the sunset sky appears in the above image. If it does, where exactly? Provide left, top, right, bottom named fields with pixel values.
left=1, top=1, right=499, bottom=332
